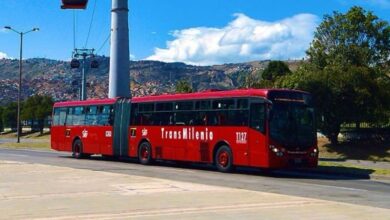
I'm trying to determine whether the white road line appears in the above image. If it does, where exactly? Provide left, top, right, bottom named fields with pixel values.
left=297, top=181, right=368, bottom=192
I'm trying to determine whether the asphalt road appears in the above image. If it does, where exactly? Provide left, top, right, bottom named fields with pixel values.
left=1, top=148, right=389, bottom=209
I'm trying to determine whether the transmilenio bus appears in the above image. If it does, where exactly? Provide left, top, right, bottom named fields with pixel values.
left=51, top=89, right=318, bottom=172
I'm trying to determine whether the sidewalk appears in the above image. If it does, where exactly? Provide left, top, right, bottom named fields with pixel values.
left=0, top=160, right=389, bottom=219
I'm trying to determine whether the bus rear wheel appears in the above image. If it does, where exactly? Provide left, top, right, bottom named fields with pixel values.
left=138, top=142, right=153, bottom=165
left=215, top=145, right=234, bottom=173
left=72, top=139, right=89, bottom=159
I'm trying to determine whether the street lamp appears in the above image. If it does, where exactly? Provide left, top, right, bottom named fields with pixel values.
left=3, top=26, right=39, bottom=143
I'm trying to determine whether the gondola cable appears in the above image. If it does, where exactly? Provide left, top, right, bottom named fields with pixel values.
left=73, top=10, right=77, bottom=50
left=84, top=0, right=98, bottom=48
left=97, top=33, right=110, bottom=55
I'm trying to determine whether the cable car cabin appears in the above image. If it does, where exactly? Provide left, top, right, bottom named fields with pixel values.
left=90, top=60, right=99, bottom=68
left=61, top=0, right=88, bottom=9
left=71, top=59, right=80, bottom=68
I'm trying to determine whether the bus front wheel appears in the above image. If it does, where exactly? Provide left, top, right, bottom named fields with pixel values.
left=138, top=142, right=153, bottom=165
left=215, top=145, right=234, bottom=173
left=72, top=139, right=89, bottom=159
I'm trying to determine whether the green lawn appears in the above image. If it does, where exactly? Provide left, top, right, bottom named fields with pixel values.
left=318, top=137, right=390, bottom=162
left=0, top=141, right=50, bottom=149
left=318, top=161, right=390, bottom=176
left=0, top=132, right=50, bottom=149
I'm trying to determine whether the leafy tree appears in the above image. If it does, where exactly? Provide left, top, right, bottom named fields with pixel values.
left=21, top=95, right=53, bottom=134
left=280, top=7, right=390, bottom=144
left=307, top=6, right=390, bottom=69
left=1, top=102, right=17, bottom=130
left=0, top=107, right=3, bottom=132
left=262, top=61, right=291, bottom=81
left=244, top=61, right=291, bottom=89
left=175, top=80, right=193, bottom=93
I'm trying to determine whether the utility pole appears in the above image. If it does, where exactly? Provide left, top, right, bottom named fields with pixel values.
left=71, top=48, right=97, bottom=100
left=3, top=26, right=39, bottom=143
left=109, top=0, right=130, bottom=98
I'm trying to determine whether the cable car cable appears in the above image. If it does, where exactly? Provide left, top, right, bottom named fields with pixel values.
left=84, top=0, right=98, bottom=48
left=73, top=10, right=77, bottom=49
left=97, top=33, right=110, bottom=54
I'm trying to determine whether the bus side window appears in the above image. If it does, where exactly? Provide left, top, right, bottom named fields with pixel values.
left=53, top=108, right=67, bottom=126
left=73, top=106, right=85, bottom=125
left=86, top=106, right=98, bottom=125
left=66, top=108, right=74, bottom=125
left=98, top=105, right=113, bottom=126
left=250, top=103, right=265, bottom=133
left=53, top=108, right=60, bottom=125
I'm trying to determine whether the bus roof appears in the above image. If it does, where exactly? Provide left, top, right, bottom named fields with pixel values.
left=53, top=98, right=117, bottom=107
left=53, top=89, right=309, bottom=107
left=132, top=88, right=307, bottom=103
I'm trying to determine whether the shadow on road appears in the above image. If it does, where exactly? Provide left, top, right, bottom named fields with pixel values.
left=59, top=155, right=375, bottom=181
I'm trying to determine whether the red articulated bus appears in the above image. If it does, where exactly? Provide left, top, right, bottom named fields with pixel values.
left=51, top=89, right=318, bottom=172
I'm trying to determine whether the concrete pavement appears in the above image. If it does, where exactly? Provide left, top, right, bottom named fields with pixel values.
left=0, top=160, right=389, bottom=220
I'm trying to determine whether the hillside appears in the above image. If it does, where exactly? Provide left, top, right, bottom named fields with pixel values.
left=0, top=57, right=301, bottom=105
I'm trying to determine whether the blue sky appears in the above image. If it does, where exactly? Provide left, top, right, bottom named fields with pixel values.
left=0, top=0, right=389, bottom=65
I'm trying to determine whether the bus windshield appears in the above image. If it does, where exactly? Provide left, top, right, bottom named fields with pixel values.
left=269, top=102, right=316, bottom=150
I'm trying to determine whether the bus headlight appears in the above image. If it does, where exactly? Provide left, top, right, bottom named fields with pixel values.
left=270, top=145, right=283, bottom=157
left=310, top=148, right=318, bottom=157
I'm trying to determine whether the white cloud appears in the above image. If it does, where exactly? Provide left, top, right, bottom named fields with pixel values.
left=0, top=52, right=8, bottom=59
left=147, top=13, right=319, bottom=65
left=130, top=54, right=136, bottom=60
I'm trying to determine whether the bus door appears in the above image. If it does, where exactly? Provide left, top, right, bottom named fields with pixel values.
left=83, top=106, right=100, bottom=154
left=113, top=98, right=131, bottom=157
left=248, top=101, right=267, bottom=167
left=51, top=107, right=67, bottom=151
left=64, top=106, right=84, bottom=152
left=99, top=105, right=114, bottom=156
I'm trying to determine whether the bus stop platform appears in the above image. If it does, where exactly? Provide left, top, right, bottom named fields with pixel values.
left=0, top=160, right=389, bottom=220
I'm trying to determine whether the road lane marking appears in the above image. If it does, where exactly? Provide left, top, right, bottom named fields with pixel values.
left=297, top=181, right=368, bottom=192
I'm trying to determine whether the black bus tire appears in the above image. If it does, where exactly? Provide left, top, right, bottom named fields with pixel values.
left=72, top=139, right=85, bottom=159
left=138, top=142, right=153, bottom=165
left=215, top=145, right=234, bottom=173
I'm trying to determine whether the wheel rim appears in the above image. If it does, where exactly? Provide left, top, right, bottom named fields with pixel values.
left=218, top=151, right=229, bottom=167
left=141, top=146, right=149, bottom=160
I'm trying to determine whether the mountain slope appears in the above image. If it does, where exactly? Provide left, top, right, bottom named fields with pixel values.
left=0, top=57, right=300, bottom=105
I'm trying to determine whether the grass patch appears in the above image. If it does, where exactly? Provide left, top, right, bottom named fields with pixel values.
left=0, top=131, right=50, bottom=140
left=319, top=161, right=390, bottom=176
left=318, top=137, right=390, bottom=162
left=0, top=141, right=50, bottom=150
left=0, top=131, right=50, bottom=150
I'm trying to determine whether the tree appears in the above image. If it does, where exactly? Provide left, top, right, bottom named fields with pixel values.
left=280, top=7, right=390, bottom=144
left=262, top=61, right=291, bottom=81
left=307, top=6, right=390, bottom=69
left=1, top=102, right=17, bottom=131
left=175, top=80, right=193, bottom=93
left=0, top=107, right=3, bottom=132
left=244, top=61, right=292, bottom=89
left=21, top=95, right=53, bottom=134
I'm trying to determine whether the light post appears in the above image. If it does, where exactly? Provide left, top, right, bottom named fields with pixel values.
left=3, top=26, right=39, bottom=143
